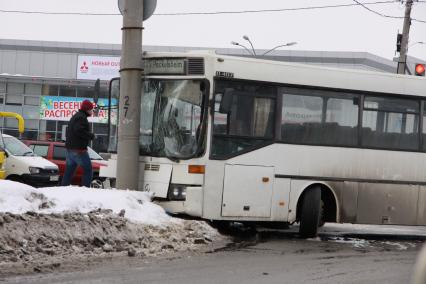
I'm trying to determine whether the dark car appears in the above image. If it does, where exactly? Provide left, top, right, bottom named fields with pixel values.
left=24, top=140, right=107, bottom=187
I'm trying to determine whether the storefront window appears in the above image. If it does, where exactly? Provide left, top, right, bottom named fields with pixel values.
left=22, top=130, right=38, bottom=140
left=38, top=132, right=55, bottom=141
left=45, top=121, right=57, bottom=131
left=25, top=84, right=42, bottom=95
left=2, top=129, right=20, bottom=138
left=6, top=94, right=22, bottom=105
left=42, top=84, right=59, bottom=96
left=93, top=135, right=108, bottom=152
left=5, top=118, right=18, bottom=128
left=99, top=88, right=108, bottom=99
left=7, top=83, right=24, bottom=95
left=0, top=82, right=6, bottom=93
left=23, top=105, right=40, bottom=120
left=24, top=96, right=40, bottom=106
left=55, top=132, right=65, bottom=142
left=59, top=85, right=76, bottom=97
left=77, top=86, right=94, bottom=98
left=57, top=121, right=68, bottom=133
left=93, top=123, right=108, bottom=135
left=25, top=119, right=39, bottom=130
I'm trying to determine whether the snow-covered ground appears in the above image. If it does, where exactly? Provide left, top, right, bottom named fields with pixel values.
left=0, top=181, right=227, bottom=276
left=0, top=180, right=173, bottom=225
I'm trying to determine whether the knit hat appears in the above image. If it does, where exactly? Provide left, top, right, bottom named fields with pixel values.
left=80, top=100, right=94, bottom=111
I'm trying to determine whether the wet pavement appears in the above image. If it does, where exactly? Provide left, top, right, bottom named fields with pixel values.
left=2, top=223, right=426, bottom=284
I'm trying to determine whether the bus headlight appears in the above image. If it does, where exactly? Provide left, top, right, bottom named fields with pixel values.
left=168, top=184, right=187, bottom=201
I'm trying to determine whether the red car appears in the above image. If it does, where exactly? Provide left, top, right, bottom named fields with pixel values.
left=24, top=141, right=107, bottom=187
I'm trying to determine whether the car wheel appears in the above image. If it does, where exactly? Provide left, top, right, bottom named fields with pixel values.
left=90, top=179, right=104, bottom=189
left=7, top=175, right=23, bottom=183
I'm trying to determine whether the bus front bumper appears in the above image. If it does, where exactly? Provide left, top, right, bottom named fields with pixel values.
left=156, top=201, right=186, bottom=214
left=154, top=186, right=203, bottom=217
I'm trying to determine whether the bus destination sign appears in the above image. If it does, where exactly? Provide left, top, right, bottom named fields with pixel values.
left=144, top=59, right=186, bottom=75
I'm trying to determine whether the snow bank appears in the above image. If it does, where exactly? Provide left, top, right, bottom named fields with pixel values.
left=0, top=181, right=227, bottom=276
left=0, top=180, right=174, bottom=226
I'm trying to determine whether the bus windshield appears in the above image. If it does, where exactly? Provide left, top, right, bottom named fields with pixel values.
left=109, top=79, right=207, bottom=160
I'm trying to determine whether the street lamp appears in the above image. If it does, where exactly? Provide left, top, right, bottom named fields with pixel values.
left=231, top=36, right=297, bottom=57
left=262, top=42, right=298, bottom=56
left=410, top=41, right=425, bottom=47
left=230, top=41, right=254, bottom=56
left=243, top=35, right=257, bottom=56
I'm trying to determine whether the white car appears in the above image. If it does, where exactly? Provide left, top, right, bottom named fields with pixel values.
left=1, top=134, right=59, bottom=187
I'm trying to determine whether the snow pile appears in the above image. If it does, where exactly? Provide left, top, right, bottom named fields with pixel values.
left=0, top=181, right=227, bottom=275
left=0, top=180, right=173, bottom=226
left=327, top=237, right=370, bottom=249
left=325, top=236, right=417, bottom=251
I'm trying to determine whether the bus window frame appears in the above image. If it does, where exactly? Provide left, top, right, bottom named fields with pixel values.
left=210, top=78, right=278, bottom=160
left=209, top=77, right=426, bottom=161
left=278, top=85, right=424, bottom=153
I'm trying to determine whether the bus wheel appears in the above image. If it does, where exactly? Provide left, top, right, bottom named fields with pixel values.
left=318, top=200, right=325, bottom=228
left=299, top=186, right=321, bottom=238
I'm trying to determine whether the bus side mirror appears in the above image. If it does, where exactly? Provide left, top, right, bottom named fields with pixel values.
left=93, top=79, right=101, bottom=117
left=219, top=88, right=234, bottom=113
left=94, top=79, right=100, bottom=104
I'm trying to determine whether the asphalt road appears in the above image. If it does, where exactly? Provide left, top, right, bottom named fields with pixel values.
left=3, top=224, right=426, bottom=284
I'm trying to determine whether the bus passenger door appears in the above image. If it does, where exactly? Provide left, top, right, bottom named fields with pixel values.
left=221, top=164, right=274, bottom=218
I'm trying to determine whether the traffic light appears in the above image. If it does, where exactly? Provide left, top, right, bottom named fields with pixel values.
left=396, top=33, right=403, bottom=52
left=415, top=64, right=425, bottom=76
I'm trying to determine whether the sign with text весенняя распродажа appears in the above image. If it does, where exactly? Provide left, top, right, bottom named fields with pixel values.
left=40, top=96, right=117, bottom=123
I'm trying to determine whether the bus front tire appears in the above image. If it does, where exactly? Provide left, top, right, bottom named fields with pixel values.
left=299, top=186, right=321, bottom=238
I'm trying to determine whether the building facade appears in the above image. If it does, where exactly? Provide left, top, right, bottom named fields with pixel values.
left=0, top=38, right=422, bottom=152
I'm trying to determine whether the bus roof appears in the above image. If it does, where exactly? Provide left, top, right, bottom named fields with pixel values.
left=144, top=50, right=426, bottom=98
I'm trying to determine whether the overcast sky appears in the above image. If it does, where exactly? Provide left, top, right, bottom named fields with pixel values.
left=0, top=0, right=425, bottom=60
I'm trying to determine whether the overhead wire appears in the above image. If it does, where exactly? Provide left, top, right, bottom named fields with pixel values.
left=0, top=1, right=424, bottom=23
left=352, top=0, right=426, bottom=23
left=154, top=1, right=398, bottom=15
left=0, top=1, right=403, bottom=16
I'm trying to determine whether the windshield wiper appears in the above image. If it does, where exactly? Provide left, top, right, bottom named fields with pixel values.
left=22, top=151, right=34, bottom=156
left=167, top=156, right=180, bottom=163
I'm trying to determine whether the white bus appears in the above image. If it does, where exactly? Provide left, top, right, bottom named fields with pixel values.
left=100, top=50, right=426, bottom=237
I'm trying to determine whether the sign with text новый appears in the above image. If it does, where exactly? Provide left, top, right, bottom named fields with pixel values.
left=77, top=55, right=120, bottom=80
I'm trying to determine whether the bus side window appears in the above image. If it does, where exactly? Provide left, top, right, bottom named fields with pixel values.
left=212, top=82, right=276, bottom=158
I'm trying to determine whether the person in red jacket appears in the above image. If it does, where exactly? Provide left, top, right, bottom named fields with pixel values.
left=61, top=100, right=95, bottom=187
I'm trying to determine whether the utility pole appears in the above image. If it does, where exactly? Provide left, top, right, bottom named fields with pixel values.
left=397, top=0, right=413, bottom=74
left=116, top=0, right=143, bottom=190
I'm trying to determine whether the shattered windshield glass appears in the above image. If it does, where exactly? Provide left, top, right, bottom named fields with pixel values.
left=140, top=79, right=206, bottom=160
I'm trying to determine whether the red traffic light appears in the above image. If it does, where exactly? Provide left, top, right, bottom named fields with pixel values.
left=415, top=64, right=425, bottom=76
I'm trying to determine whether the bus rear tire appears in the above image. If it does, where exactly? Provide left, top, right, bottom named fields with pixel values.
left=318, top=200, right=325, bottom=227
left=299, top=186, right=321, bottom=238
